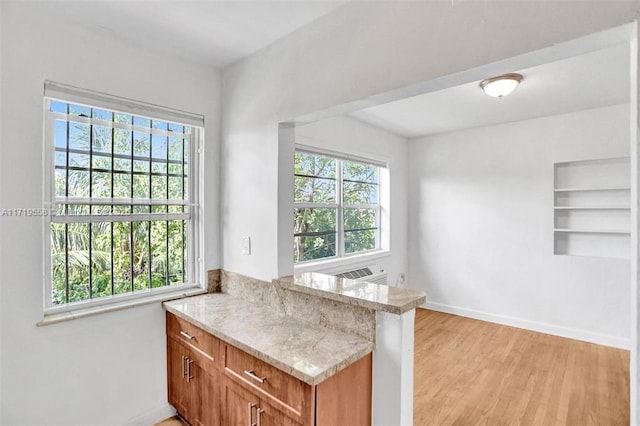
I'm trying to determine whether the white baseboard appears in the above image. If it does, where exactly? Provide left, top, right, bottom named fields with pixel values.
left=423, top=301, right=630, bottom=350
left=125, top=403, right=176, bottom=426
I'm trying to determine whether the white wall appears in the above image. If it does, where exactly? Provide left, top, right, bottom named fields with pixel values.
left=0, top=3, right=221, bottom=424
left=291, top=116, right=409, bottom=283
left=408, top=104, right=630, bottom=347
left=221, top=1, right=639, bottom=282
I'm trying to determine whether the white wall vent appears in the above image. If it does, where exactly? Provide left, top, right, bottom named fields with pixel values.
left=335, top=265, right=388, bottom=286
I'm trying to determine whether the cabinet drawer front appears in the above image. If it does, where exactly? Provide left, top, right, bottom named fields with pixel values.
left=224, top=344, right=310, bottom=416
left=167, top=312, right=220, bottom=365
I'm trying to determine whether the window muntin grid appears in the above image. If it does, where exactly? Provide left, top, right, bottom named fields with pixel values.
left=293, top=151, right=381, bottom=263
left=46, top=100, right=196, bottom=307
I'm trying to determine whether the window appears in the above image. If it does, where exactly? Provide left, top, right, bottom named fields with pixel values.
left=294, top=149, right=383, bottom=263
left=44, top=84, right=203, bottom=311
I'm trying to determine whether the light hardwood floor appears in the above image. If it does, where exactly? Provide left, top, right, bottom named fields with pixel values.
left=158, top=308, right=629, bottom=425
left=414, top=308, right=630, bottom=425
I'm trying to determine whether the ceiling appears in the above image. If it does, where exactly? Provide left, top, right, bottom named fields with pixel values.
left=349, top=43, right=630, bottom=139
left=44, top=1, right=347, bottom=68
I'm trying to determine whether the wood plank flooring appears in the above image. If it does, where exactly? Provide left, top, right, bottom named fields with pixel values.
left=414, top=308, right=630, bottom=426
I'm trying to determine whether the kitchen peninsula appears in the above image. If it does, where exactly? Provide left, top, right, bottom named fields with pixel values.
left=163, top=271, right=426, bottom=425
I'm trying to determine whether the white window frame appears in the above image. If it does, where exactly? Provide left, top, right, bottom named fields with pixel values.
left=42, top=82, right=205, bottom=318
left=294, top=146, right=388, bottom=266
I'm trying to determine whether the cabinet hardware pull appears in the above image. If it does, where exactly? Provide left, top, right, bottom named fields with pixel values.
left=181, top=355, right=187, bottom=378
left=247, top=402, right=256, bottom=426
left=187, top=359, right=193, bottom=382
left=180, top=331, right=195, bottom=340
left=257, top=408, right=264, bottom=426
left=244, top=369, right=266, bottom=384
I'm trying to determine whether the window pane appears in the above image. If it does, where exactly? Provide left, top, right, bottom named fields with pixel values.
left=152, top=175, right=167, bottom=199
left=69, top=152, right=89, bottom=168
left=294, top=176, right=336, bottom=203
left=91, top=222, right=112, bottom=298
left=293, top=207, right=336, bottom=262
left=69, top=104, right=91, bottom=117
left=168, top=123, right=183, bottom=133
left=133, top=116, right=151, bottom=128
left=133, top=131, right=150, bottom=158
left=92, top=153, right=111, bottom=170
left=132, top=221, right=150, bottom=291
left=50, top=101, right=67, bottom=113
left=152, top=120, right=168, bottom=131
left=92, top=172, right=111, bottom=198
left=114, top=113, right=132, bottom=124
left=113, top=221, right=132, bottom=295
left=54, top=120, right=67, bottom=149
left=168, top=176, right=183, bottom=199
left=92, top=126, right=112, bottom=154
left=152, top=159, right=167, bottom=174
left=113, top=173, right=131, bottom=198
left=47, top=99, right=195, bottom=307
left=345, top=229, right=378, bottom=254
left=344, top=208, right=378, bottom=254
left=92, top=109, right=112, bottom=121
left=152, top=134, right=167, bottom=161
left=69, top=123, right=90, bottom=150
left=343, top=181, right=378, bottom=204
left=68, top=170, right=90, bottom=197
left=344, top=208, right=377, bottom=231
left=343, top=160, right=378, bottom=183
left=168, top=137, right=183, bottom=161
left=114, top=129, right=132, bottom=155
left=114, top=158, right=131, bottom=172
left=133, top=174, right=149, bottom=198
left=54, top=169, right=66, bottom=197
left=67, top=222, right=90, bottom=303
left=168, top=220, right=185, bottom=285
left=295, top=152, right=336, bottom=178
left=51, top=223, right=67, bottom=304
left=151, top=220, right=167, bottom=288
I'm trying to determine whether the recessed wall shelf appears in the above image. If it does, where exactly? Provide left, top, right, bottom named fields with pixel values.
left=554, top=187, right=631, bottom=192
left=553, top=157, right=630, bottom=259
left=554, top=206, right=630, bottom=210
left=554, top=228, right=630, bottom=234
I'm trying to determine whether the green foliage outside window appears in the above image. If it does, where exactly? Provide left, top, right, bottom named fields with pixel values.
left=294, top=151, right=381, bottom=263
left=49, top=101, right=190, bottom=305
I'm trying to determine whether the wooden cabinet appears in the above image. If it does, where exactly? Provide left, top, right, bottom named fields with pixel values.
left=221, top=376, right=303, bottom=426
left=167, top=313, right=220, bottom=426
left=166, top=311, right=372, bottom=426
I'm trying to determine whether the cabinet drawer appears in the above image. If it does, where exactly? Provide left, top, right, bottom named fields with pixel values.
left=166, top=312, right=220, bottom=367
left=223, top=343, right=310, bottom=416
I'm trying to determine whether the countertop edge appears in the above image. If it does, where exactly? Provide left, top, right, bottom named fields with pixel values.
left=274, top=278, right=426, bottom=314
left=163, top=302, right=375, bottom=386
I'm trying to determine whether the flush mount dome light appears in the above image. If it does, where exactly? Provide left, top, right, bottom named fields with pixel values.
left=479, top=73, right=523, bottom=98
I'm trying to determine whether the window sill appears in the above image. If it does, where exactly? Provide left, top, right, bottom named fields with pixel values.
left=37, top=287, right=207, bottom=326
left=294, top=250, right=391, bottom=275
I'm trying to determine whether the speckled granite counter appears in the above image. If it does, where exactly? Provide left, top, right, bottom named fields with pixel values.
left=163, top=292, right=374, bottom=386
left=276, top=273, right=426, bottom=315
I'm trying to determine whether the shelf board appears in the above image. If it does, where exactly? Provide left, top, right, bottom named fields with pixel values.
left=554, top=206, right=630, bottom=210
left=554, top=228, right=630, bottom=235
left=554, top=187, right=631, bottom=192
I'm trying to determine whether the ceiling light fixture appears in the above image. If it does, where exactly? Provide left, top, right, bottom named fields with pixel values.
left=479, top=73, right=523, bottom=98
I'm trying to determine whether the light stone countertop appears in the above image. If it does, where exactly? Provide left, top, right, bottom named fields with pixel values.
left=275, top=273, right=426, bottom=315
left=163, top=293, right=374, bottom=386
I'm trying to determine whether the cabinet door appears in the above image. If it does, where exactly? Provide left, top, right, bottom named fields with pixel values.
left=255, top=398, right=304, bottom=426
left=221, top=377, right=259, bottom=426
left=167, top=337, right=192, bottom=421
left=192, top=362, right=220, bottom=426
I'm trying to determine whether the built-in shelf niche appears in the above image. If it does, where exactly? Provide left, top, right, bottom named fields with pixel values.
left=553, top=157, right=630, bottom=259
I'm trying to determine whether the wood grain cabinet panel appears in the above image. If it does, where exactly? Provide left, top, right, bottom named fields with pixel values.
left=166, top=311, right=372, bottom=426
